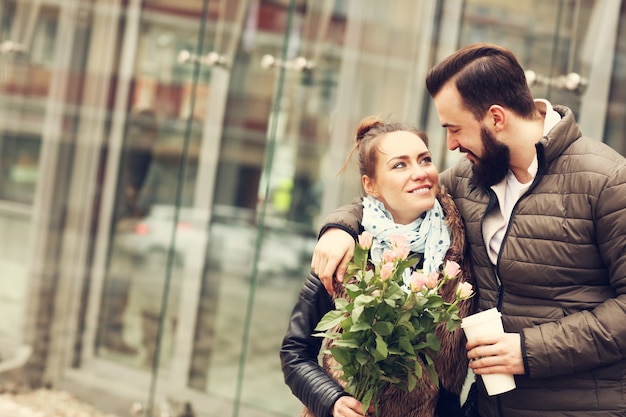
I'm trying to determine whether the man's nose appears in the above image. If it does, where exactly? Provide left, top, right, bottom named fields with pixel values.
left=447, top=136, right=460, bottom=151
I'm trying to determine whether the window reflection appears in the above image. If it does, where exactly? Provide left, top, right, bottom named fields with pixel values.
left=0, top=133, right=40, bottom=204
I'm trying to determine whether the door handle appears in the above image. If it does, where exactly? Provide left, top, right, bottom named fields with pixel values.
left=177, top=50, right=228, bottom=68
left=260, top=54, right=314, bottom=72
left=525, top=70, right=587, bottom=94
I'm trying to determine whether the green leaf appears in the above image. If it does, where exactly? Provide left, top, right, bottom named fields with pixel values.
left=386, top=282, right=405, bottom=298
left=397, top=254, right=419, bottom=270
left=350, top=321, right=372, bottom=332
left=352, top=304, right=364, bottom=323
left=402, top=292, right=417, bottom=311
left=399, top=311, right=414, bottom=323
left=332, top=339, right=360, bottom=348
left=345, top=284, right=362, bottom=299
left=426, top=363, right=439, bottom=388
left=356, top=350, right=370, bottom=365
left=407, top=373, right=417, bottom=392
left=373, top=334, right=388, bottom=362
left=426, top=296, right=444, bottom=309
left=387, top=347, right=403, bottom=355
left=346, top=264, right=360, bottom=277
left=384, top=298, right=396, bottom=308
left=334, top=297, right=350, bottom=310
left=361, top=388, right=374, bottom=416
left=425, top=332, right=442, bottom=351
left=372, top=321, right=393, bottom=336
left=314, top=310, right=345, bottom=331
left=354, top=294, right=376, bottom=307
left=340, top=316, right=354, bottom=332
left=329, top=347, right=352, bottom=365
left=414, top=360, right=423, bottom=379
left=353, top=244, right=369, bottom=268
left=398, top=336, right=415, bottom=354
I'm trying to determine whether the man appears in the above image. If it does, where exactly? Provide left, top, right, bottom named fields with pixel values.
left=311, top=43, right=626, bottom=417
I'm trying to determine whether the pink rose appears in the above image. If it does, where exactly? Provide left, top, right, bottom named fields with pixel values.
left=380, top=262, right=394, bottom=281
left=443, top=260, right=461, bottom=279
left=390, top=235, right=410, bottom=260
left=390, top=234, right=408, bottom=248
left=456, top=282, right=474, bottom=299
left=384, top=250, right=396, bottom=263
left=394, top=245, right=410, bottom=261
left=425, top=271, right=439, bottom=289
left=409, top=272, right=428, bottom=292
left=358, top=231, right=374, bottom=249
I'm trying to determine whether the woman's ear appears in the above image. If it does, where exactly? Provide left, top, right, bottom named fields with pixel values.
left=362, top=175, right=376, bottom=197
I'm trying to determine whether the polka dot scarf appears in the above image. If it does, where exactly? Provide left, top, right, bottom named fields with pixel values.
left=362, top=194, right=451, bottom=274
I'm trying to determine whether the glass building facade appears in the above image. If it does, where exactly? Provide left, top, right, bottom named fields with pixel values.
left=0, top=0, right=624, bottom=416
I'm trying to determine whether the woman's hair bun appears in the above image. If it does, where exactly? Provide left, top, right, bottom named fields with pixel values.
left=355, top=116, right=384, bottom=142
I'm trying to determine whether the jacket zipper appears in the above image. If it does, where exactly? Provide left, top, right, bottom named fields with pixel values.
left=494, top=143, right=547, bottom=309
left=479, top=190, right=503, bottom=307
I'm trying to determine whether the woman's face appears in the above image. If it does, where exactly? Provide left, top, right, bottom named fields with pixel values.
left=362, top=131, right=438, bottom=224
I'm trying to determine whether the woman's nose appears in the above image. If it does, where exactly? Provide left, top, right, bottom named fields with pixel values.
left=411, top=164, right=427, bottom=179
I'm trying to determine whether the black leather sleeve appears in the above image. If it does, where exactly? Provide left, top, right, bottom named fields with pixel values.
left=280, top=272, right=348, bottom=417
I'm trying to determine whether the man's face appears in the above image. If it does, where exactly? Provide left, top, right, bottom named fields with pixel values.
left=433, top=83, right=510, bottom=187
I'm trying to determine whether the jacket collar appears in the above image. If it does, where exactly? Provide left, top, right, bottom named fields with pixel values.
left=536, top=105, right=582, bottom=168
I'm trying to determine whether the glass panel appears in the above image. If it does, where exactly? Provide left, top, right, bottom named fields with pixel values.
left=192, top=1, right=442, bottom=416
left=0, top=1, right=58, bottom=336
left=195, top=1, right=311, bottom=415
left=454, top=0, right=599, bottom=111
left=605, top=2, right=626, bottom=155
left=96, top=0, right=209, bottom=377
left=427, top=0, right=624, bottom=170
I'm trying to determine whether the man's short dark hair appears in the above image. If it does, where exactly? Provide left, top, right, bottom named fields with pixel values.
left=425, top=43, right=537, bottom=121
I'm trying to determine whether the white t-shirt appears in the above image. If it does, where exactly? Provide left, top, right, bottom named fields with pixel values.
left=483, top=99, right=561, bottom=265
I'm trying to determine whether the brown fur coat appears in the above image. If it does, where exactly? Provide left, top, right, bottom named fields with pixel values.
left=302, top=189, right=475, bottom=417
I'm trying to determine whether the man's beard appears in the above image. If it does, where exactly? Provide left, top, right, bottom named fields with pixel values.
left=471, top=127, right=510, bottom=188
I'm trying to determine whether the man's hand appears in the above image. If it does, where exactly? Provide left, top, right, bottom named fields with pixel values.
left=311, top=228, right=354, bottom=294
left=466, top=333, right=525, bottom=375
left=332, top=396, right=366, bottom=417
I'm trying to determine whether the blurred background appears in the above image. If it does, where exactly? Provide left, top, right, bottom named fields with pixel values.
left=0, top=0, right=624, bottom=416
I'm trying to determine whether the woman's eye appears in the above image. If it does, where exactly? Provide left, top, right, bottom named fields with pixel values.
left=392, top=162, right=406, bottom=169
left=420, top=156, right=433, bottom=165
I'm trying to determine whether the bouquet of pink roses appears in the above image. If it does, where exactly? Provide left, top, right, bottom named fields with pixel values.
left=314, top=232, right=474, bottom=417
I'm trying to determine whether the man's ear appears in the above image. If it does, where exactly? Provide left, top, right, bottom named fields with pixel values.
left=487, top=105, right=507, bottom=132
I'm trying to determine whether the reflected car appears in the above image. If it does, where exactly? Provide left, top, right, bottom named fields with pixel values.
left=115, top=205, right=209, bottom=269
left=115, top=205, right=316, bottom=278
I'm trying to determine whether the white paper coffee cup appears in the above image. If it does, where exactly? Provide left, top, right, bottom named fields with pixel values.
left=461, top=308, right=516, bottom=396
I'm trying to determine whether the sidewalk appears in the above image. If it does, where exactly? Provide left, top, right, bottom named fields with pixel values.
left=0, top=387, right=118, bottom=417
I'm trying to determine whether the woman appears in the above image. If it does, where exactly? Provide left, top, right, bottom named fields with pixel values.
left=280, top=116, right=474, bottom=417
